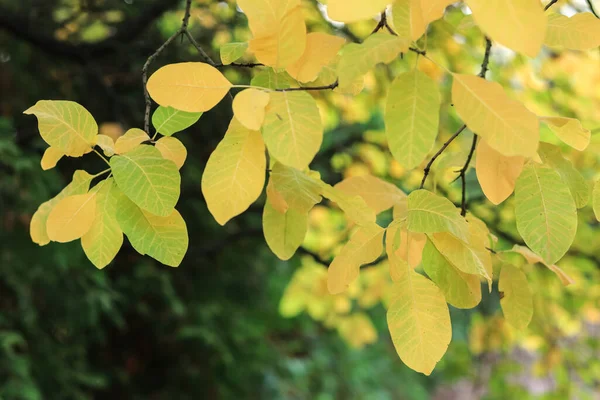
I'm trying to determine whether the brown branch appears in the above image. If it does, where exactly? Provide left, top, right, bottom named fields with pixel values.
left=586, top=0, right=600, bottom=18
left=276, top=81, right=339, bottom=92
left=544, top=0, right=560, bottom=11
left=457, top=135, right=478, bottom=216
left=420, top=125, right=467, bottom=188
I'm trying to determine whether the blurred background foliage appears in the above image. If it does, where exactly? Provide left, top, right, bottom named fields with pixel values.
left=1, top=0, right=600, bottom=398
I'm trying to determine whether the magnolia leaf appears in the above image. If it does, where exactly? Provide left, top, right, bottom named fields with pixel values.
left=286, top=32, right=345, bottom=83
left=152, top=106, right=202, bottom=137
left=391, top=0, right=426, bottom=41
left=407, top=189, right=469, bottom=242
left=111, top=145, right=181, bottom=217
left=232, top=88, right=270, bottom=131
left=114, top=128, right=150, bottom=154
left=147, top=62, right=232, bottom=112
left=201, top=118, right=266, bottom=225
left=262, top=91, right=323, bottom=170
left=81, top=178, right=124, bottom=269
left=515, top=162, right=577, bottom=265
left=95, top=134, right=115, bottom=156
left=41, top=147, right=63, bottom=170
left=328, top=223, right=384, bottom=294
left=31, top=170, right=94, bottom=246
left=220, top=42, right=248, bottom=65
left=475, top=138, right=525, bottom=205
left=155, top=136, right=187, bottom=170
left=510, top=245, right=574, bottom=286
left=540, top=116, right=591, bottom=151
left=545, top=13, right=600, bottom=51
left=24, top=100, right=97, bottom=157
left=270, top=163, right=322, bottom=213
left=452, top=74, right=539, bottom=157
left=594, top=180, right=600, bottom=222
left=326, top=0, right=391, bottom=23
left=46, top=192, right=97, bottom=243
left=499, top=264, right=533, bottom=330
left=422, top=240, right=482, bottom=309
left=334, top=175, right=406, bottom=214
left=387, top=271, right=451, bottom=375
left=263, top=202, right=308, bottom=260
left=538, top=143, right=589, bottom=208
left=337, top=33, right=410, bottom=89
left=116, top=196, right=188, bottom=267
left=465, top=0, right=546, bottom=57
left=386, top=70, right=441, bottom=169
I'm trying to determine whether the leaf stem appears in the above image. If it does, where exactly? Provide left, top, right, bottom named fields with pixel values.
left=92, top=168, right=111, bottom=178
left=93, top=148, right=111, bottom=167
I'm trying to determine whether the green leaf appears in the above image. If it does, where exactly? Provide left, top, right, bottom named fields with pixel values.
left=594, top=180, right=600, bottom=222
left=263, top=202, right=308, bottom=260
left=116, top=196, right=188, bottom=267
left=111, top=145, right=180, bottom=217
left=538, top=143, right=589, bottom=208
left=386, top=70, right=441, bottom=169
left=271, top=163, right=322, bottom=214
left=422, top=240, right=482, bottom=309
left=220, top=42, right=249, bottom=65
left=151, top=106, right=202, bottom=137
left=515, top=162, right=577, bottom=264
left=24, top=100, right=97, bottom=156
left=81, top=178, right=124, bottom=269
left=251, top=68, right=293, bottom=89
left=407, top=189, right=469, bottom=242
left=499, top=264, right=533, bottom=330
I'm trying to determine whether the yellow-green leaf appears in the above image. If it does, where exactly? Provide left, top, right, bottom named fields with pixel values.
left=326, top=0, right=391, bottom=23
left=81, top=178, right=124, bottom=269
left=286, top=32, right=345, bottom=83
left=594, top=180, right=600, bottom=222
left=147, top=62, right=232, bottom=112
left=328, top=223, right=384, bottom=294
left=515, top=162, right=577, bottom=265
left=47, top=192, right=97, bottom=243
left=111, top=145, right=181, bottom=217
left=387, top=271, right=451, bottom=375
left=114, top=128, right=150, bottom=154
left=116, top=196, right=188, bottom=267
left=251, top=68, right=293, bottom=89
left=538, top=143, right=589, bottom=208
left=386, top=70, right=441, bottom=169
left=509, top=244, right=574, bottom=286
left=155, top=136, right=187, bottom=170
left=262, top=91, right=323, bottom=170
left=407, top=189, right=469, bottom=242
left=499, top=264, right=533, bottom=330
left=545, top=12, right=600, bottom=51
left=266, top=179, right=288, bottom=213
left=270, top=163, right=322, bottom=213
left=465, top=0, right=546, bottom=57
left=95, top=134, right=115, bottom=156
left=201, top=118, right=266, bottom=225
left=24, top=100, right=97, bottom=157
left=391, top=0, right=426, bottom=41
left=220, top=42, right=248, bottom=65
left=334, top=175, right=406, bottom=214
left=233, top=88, right=270, bottom=131
left=540, top=116, right=591, bottom=151
left=386, top=221, right=411, bottom=281
left=263, top=202, right=308, bottom=260
left=452, top=74, right=539, bottom=157
left=41, top=147, right=63, bottom=170
left=319, top=183, right=377, bottom=225
left=419, top=0, right=455, bottom=25
left=152, top=106, right=202, bottom=136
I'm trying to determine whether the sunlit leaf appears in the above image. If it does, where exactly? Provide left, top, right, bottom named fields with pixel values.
left=419, top=0, right=455, bottom=25
left=232, top=88, right=270, bottom=131
left=540, top=116, right=591, bottom=151
left=152, top=106, right=202, bottom=136
left=270, top=163, right=322, bottom=213
left=326, top=0, right=391, bottom=23
left=286, top=32, right=345, bottom=83
left=155, top=136, right=187, bottom=170
left=391, top=0, right=425, bottom=41
left=41, top=147, right=63, bottom=170
left=95, top=134, right=115, bottom=156
left=266, top=179, right=288, bottom=213
left=47, top=192, right=97, bottom=243
left=386, top=220, right=410, bottom=281
left=263, top=202, right=308, bottom=260
left=334, top=175, right=406, bottom=214
left=545, top=13, right=600, bottom=51
left=594, top=180, right=600, bottom=222
left=509, top=245, right=575, bottom=286
left=251, top=68, right=293, bottom=89
left=220, top=42, right=248, bottom=65
left=319, top=183, right=377, bottom=225
left=499, top=264, right=533, bottom=330
left=114, top=128, right=150, bottom=154
left=407, top=189, right=469, bottom=242
left=538, top=143, right=589, bottom=208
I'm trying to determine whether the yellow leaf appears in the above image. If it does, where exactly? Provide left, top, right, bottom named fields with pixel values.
left=386, top=221, right=411, bottom=281
left=509, top=245, right=574, bottom=286
left=232, top=88, right=270, bottom=131
left=270, top=163, right=322, bottom=213
left=595, top=180, right=600, bottom=222
left=24, top=100, right=97, bottom=157
left=326, top=0, right=391, bottom=23
left=114, top=128, right=150, bottom=154
left=407, top=189, right=469, bottom=242
left=319, top=184, right=377, bottom=225
left=155, top=136, right=187, bottom=169
left=391, top=0, right=426, bottom=41
left=219, top=42, right=248, bottom=65
left=334, top=175, right=405, bottom=214
left=387, top=271, right=451, bottom=375
left=266, top=178, right=288, bottom=213
left=475, top=139, right=525, bottom=205
left=545, top=12, right=600, bottom=51
left=540, top=116, right=591, bottom=151
left=465, top=0, right=546, bottom=57
left=201, top=118, right=266, bottom=225
left=452, top=74, right=539, bottom=157
left=397, top=230, right=427, bottom=268
left=328, top=223, right=384, bottom=294
left=499, top=264, right=533, bottom=330
left=95, top=134, right=115, bottom=156
left=419, top=0, right=455, bottom=25
left=46, top=192, right=97, bottom=243
left=41, top=147, right=63, bottom=170
left=147, top=62, right=232, bottom=112
left=338, top=313, right=378, bottom=348
left=262, top=91, right=323, bottom=170
left=263, top=202, right=308, bottom=260
left=286, top=32, right=345, bottom=83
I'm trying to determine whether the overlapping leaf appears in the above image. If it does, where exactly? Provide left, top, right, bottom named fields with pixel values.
left=499, top=264, right=533, bottom=330
left=114, top=128, right=150, bottom=154
left=326, top=0, right=392, bottom=23
left=545, top=13, right=600, bottom=51
left=47, top=192, right=97, bottom=243
left=219, top=42, right=248, bottom=65
left=152, top=106, right=202, bottom=136
left=334, top=175, right=406, bottom=214
left=41, top=147, right=63, bottom=170
left=233, top=88, right=270, bottom=130
left=155, top=136, right=187, bottom=169
left=540, top=116, right=591, bottom=151
left=392, top=0, right=426, bottom=41
left=538, top=143, right=589, bottom=208
left=476, top=139, right=525, bottom=205
left=407, top=189, right=469, bottom=242
left=286, top=32, right=345, bottom=83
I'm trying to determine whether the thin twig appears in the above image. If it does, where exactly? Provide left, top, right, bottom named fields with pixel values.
left=420, top=125, right=467, bottom=188
left=215, top=62, right=264, bottom=68
left=479, top=37, right=492, bottom=78
left=276, top=81, right=339, bottom=92
left=544, top=0, right=560, bottom=11
left=457, top=135, right=478, bottom=216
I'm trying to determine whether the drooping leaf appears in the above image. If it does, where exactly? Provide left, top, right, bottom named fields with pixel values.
left=391, top=0, right=426, bottom=41
left=387, top=271, right=451, bottom=375
left=266, top=179, right=288, bottom=213
left=465, top=0, right=546, bottom=57
left=111, top=144, right=181, bottom=217
left=116, top=196, right=188, bottom=267
left=540, top=116, right=591, bottom=151
left=114, top=128, right=150, bottom=154
left=152, top=106, right=202, bottom=137
left=201, top=118, right=266, bottom=225
left=95, top=134, right=115, bottom=156
left=407, top=189, right=469, bottom=242
left=326, top=0, right=391, bottom=23
left=328, top=223, right=385, bottom=294
left=41, top=147, right=63, bottom=170
left=270, top=163, right=322, bottom=213
left=155, top=136, right=187, bottom=170
left=499, top=264, right=533, bottom=330
left=422, top=240, right=482, bottom=309
left=286, top=32, right=345, bottom=83
left=262, top=91, right=323, bottom=170
left=219, top=42, right=249, bottom=65
left=545, top=13, right=600, bottom=51
left=515, top=162, right=577, bottom=265
left=263, top=202, right=308, bottom=260
left=396, top=229, right=427, bottom=268
left=475, top=138, right=525, bottom=205
left=46, top=192, right=97, bottom=243
left=318, top=183, right=377, bottom=225
left=334, top=175, right=406, bottom=214
left=538, top=143, right=589, bottom=208
left=24, top=100, right=97, bottom=157
left=385, top=70, right=441, bottom=169
left=81, top=178, right=124, bottom=269
left=147, top=62, right=232, bottom=112
left=452, top=74, right=539, bottom=157
left=509, top=245, right=575, bottom=286
left=232, top=88, right=270, bottom=131
left=386, top=220, right=410, bottom=281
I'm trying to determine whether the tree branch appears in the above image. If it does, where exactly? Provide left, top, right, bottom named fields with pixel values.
left=586, top=0, right=600, bottom=18
left=544, top=0, right=560, bottom=11
left=420, top=125, right=467, bottom=189
left=276, top=81, right=339, bottom=92
left=457, top=135, right=478, bottom=216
